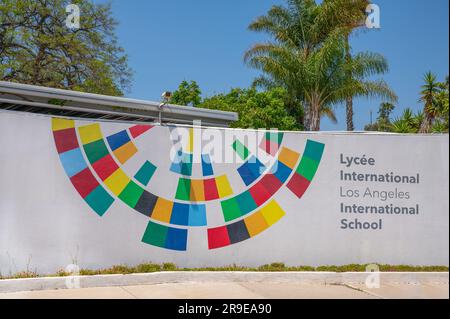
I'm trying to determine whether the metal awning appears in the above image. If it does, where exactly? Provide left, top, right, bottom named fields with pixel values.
left=0, top=81, right=238, bottom=127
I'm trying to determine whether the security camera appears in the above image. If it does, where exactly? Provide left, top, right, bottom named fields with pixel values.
left=161, top=91, right=172, bottom=100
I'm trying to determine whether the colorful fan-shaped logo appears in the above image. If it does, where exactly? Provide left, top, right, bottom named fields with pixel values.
left=51, top=118, right=325, bottom=252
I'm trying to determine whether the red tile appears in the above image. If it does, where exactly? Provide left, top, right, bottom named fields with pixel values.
left=259, top=138, right=279, bottom=156
left=53, top=128, right=78, bottom=154
left=287, top=173, right=311, bottom=198
left=259, top=174, right=283, bottom=195
left=92, top=154, right=119, bottom=180
left=208, top=226, right=230, bottom=249
left=249, top=182, right=272, bottom=206
left=129, top=125, right=153, bottom=139
left=70, top=168, right=99, bottom=198
left=204, top=178, right=219, bottom=200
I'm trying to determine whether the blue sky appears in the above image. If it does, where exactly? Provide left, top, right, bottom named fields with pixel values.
left=99, top=0, right=449, bottom=130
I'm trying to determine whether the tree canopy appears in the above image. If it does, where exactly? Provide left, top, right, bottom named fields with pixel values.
left=0, top=0, right=132, bottom=96
left=244, top=0, right=396, bottom=131
left=365, top=74, right=449, bottom=134
left=170, top=80, right=202, bottom=107
left=200, top=87, right=299, bottom=130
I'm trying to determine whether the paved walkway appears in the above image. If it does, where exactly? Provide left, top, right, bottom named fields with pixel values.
left=0, top=281, right=448, bottom=299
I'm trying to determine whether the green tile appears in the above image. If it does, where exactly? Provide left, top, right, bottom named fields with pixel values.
left=141, top=221, right=168, bottom=248
left=232, top=140, right=250, bottom=160
left=83, top=139, right=109, bottom=164
left=119, top=181, right=144, bottom=208
left=296, top=156, right=319, bottom=181
left=85, top=186, right=114, bottom=216
left=265, top=132, right=284, bottom=145
left=134, top=161, right=157, bottom=186
left=304, top=140, right=325, bottom=162
left=221, top=197, right=242, bottom=222
left=236, top=191, right=257, bottom=215
left=176, top=178, right=191, bottom=200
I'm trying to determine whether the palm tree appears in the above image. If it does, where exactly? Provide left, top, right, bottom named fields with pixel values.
left=342, top=0, right=371, bottom=132
left=391, top=118, right=413, bottom=134
left=245, top=0, right=396, bottom=131
left=391, top=108, right=417, bottom=133
left=419, top=72, right=440, bottom=133
left=316, top=0, right=371, bottom=131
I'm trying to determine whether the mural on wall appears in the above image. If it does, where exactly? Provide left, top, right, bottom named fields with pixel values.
left=51, top=118, right=325, bottom=252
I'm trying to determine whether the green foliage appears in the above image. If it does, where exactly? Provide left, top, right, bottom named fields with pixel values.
left=0, top=0, right=132, bottom=95
left=390, top=108, right=423, bottom=133
left=366, top=74, right=448, bottom=134
left=365, top=102, right=396, bottom=132
left=419, top=72, right=441, bottom=133
left=10, top=270, right=39, bottom=279
left=244, top=0, right=396, bottom=130
left=162, top=263, right=177, bottom=271
left=170, top=80, right=202, bottom=107
left=378, top=102, right=395, bottom=122
left=431, top=120, right=448, bottom=133
left=391, top=119, right=414, bottom=133
left=200, top=87, right=300, bottom=130
left=3, top=263, right=449, bottom=279
left=433, top=76, right=449, bottom=132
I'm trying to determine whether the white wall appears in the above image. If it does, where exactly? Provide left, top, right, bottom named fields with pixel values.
left=0, top=110, right=448, bottom=275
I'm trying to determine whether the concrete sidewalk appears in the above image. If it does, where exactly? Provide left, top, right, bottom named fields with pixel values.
left=0, top=282, right=448, bottom=299
left=0, top=272, right=448, bottom=299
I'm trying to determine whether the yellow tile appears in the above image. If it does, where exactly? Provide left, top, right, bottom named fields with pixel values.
left=187, top=128, right=194, bottom=153
left=104, top=169, right=130, bottom=196
left=260, top=200, right=285, bottom=226
left=216, top=175, right=233, bottom=198
left=278, top=147, right=300, bottom=169
left=52, top=118, right=74, bottom=131
left=113, top=141, right=138, bottom=164
left=244, top=211, right=269, bottom=237
left=151, top=198, right=173, bottom=223
left=190, top=179, right=205, bottom=201
left=78, top=124, right=103, bottom=145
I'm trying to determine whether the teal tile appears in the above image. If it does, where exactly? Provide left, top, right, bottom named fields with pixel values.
left=85, top=186, right=114, bottom=216
left=134, top=161, right=157, bottom=186
left=304, top=140, right=325, bottom=162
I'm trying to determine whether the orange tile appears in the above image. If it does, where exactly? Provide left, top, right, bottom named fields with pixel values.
left=278, top=147, right=300, bottom=169
left=244, top=211, right=269, bottom=237
left=114, top=141, right=138, bottom=164
left=151, top=198, right=173, bottom=223
left=190, top=179, right=205, bottom=201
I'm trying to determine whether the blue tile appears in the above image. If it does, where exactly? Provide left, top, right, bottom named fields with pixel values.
left=201, top=154, right=214, bottom=176
left=170, top=203, right=190, bottom=226
left=106, top=130, right=130, bottom=151
left=170, top=151, right=192, bottom=176
left=188, top=204, right=207, bottom=226
left=59, top=148, right=87, bottom=177
left=271, top=161, right=292, bottom=183
left=170, top=162, right=183, bottom=174
left=237, top=156, right=265, bottom=186
left=165, top=227, right=188, bottom=251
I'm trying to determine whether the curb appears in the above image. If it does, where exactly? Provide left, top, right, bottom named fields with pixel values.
left=0, top=272, right=448, bottom=293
